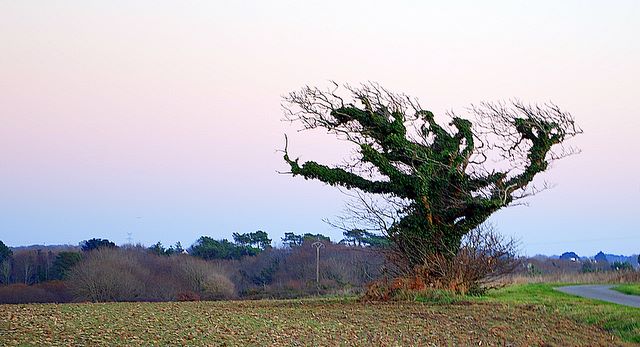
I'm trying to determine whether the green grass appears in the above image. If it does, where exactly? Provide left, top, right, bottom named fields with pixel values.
left=482, top=283, right=640, bottom=343
left=614, top=283, right=640, bottom=296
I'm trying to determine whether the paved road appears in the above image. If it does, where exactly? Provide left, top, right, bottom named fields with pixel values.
left=556, top=285, right=640, bottom=308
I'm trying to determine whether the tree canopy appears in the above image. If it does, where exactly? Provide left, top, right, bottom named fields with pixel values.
left=233, top=230, right=272, bottom=251
left=189, top=232, right=272, bottom=261
left=51, top=251, right=82, bottom=280
left=80, top=238, right=116, bottom=252
left=0, top=240, right=12, bottom=263
left=148, top=241, right=184, bottom=256
left=282, top=83, right=581, bottom=270
left=189, top=237, right=252, bottom=260
left=281, top=232, right=303, bottom=248
left=340, top=229, right=389, bottom=248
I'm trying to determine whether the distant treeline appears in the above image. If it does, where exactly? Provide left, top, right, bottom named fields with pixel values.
left=1, top=233, right=638, bottom=304
left=523, top=253, right=639, bottom=276
left=0, top=230, right=386, bottom=304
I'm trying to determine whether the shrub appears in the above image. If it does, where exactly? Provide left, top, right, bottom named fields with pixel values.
left=174, top=256, right=236, bottom=300
left=419, top=224, right=518, bottom=295
left=68, top=248, right=147, bottom=302
left=365, top=224, right=518, bottom=299
left=176, top=290, right=200, bottom=302
left=0, top=281, right=72, bottom=304
left=68, top=248, right=236, bottom=302
left=0, top=284, right=53, bottom=304
left=201, top=272, right=235, bottom=300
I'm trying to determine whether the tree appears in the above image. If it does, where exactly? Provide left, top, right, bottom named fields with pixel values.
left=302, top=233, right=330, bottom=243
left=611, top=261, right=633, bottom=271
left=0, top=240, right=12, bottom=263
left=149, top=242, right=168, bottom=256
left=594, top=251, right=608, bottom=264
left=12, top=251, right=36, bottom=284
left=150, top=241, right=185, bottom=256
left=341, top=229, right=366, bottom=246
left=237, top=250, right=283, bottom=290
left=190, top=237, right=231, bottom=260
left=80, top=238, right=117, bottom=252
left=189, top=236, right=257, bottom=260
left=233, top=231, right=272, bottom=251
left=282, top=83, right=580, bottom=271
left=361, top=233, right=390, bottom=248
left=559, top=252, right=580, bottom=261
left=0, top=260, right=10, bottom=284
left=281, top=232, right=303, bottom=248
left=581, top=261, right=595, bottom=273
left=51, top=251, right=82, bottom=279
left=173, top=242, right=184, bottom=254
left=340, top=229, right=390, bottom=248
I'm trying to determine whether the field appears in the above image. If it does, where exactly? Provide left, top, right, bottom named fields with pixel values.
left=1, top=284, right=638, bottom=346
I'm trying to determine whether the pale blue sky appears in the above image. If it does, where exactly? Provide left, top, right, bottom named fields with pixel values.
left=1, top=1, right=638, bottom=256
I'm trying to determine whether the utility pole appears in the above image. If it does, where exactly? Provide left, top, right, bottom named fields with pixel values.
left=311, top=241, right=324, bottom=286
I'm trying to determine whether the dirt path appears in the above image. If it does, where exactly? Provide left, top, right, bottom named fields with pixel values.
left=556, top=284, right=640, bottom=308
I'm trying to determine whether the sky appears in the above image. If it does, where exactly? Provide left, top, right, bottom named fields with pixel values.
left=0, top=1, right=638, bottom=256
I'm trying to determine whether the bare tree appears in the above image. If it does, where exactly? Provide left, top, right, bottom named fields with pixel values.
left=0, top=260, right=10, bottom=284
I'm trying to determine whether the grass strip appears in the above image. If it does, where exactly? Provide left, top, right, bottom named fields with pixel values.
left=482, top=283, right=640, bottom=343
left=613, top=284, right=640, bottom=296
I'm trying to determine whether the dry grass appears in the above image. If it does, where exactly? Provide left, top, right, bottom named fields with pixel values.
left=506, top=271, right=640, bottom=285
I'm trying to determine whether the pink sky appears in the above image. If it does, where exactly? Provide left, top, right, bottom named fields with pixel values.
left=1, top=1, right=639, bottom=256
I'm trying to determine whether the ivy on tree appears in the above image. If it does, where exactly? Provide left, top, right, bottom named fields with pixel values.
left=282, top=83, right=581, bottom=270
